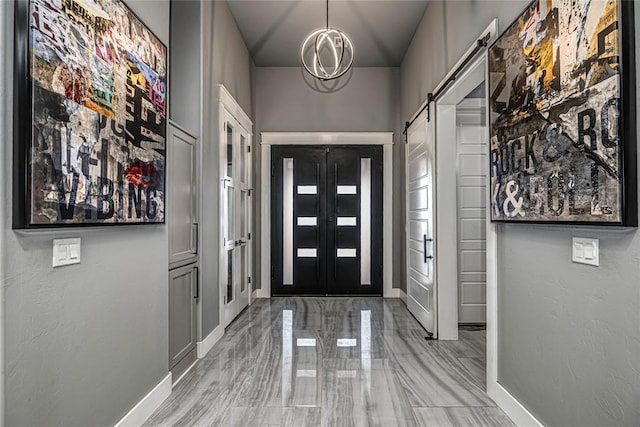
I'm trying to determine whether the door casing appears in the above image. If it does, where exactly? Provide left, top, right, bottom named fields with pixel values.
left=425, top=20, right=500, bottom=404
left=260, top=133, right=395, bottom=298
left=218, top=86, right=253, bottom=329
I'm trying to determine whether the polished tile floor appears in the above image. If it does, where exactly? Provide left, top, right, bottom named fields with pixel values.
left=145, top=298, right=515, bottom=426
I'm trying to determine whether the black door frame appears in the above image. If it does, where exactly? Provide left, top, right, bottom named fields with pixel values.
left=271, top=145, right=383, bottom=296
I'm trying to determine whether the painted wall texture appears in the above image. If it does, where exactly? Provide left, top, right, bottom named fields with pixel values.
left=170, top=0, right=201, bottom=137
left=253, top=66, right=404, bottom=290
left=199, top=0, right=254, bottom=337
left=401, top=1, right=640, bottom=425
left=1, top=1, right=170, bottom=425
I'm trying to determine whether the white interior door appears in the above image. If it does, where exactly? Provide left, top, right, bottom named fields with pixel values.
left=221, top=109, right=251, bottom=328
left=406, top=107, right=437, bottom=336
left=456, top=104, right=487, bottom=324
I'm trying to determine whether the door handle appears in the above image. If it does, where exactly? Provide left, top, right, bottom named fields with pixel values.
left=193, top=266, right=199, bottom=299
left=236, top=239, right=247, bottom=246
left=424, top=234, right=433, bottom=263
left=193, top=223, right=199, bottom=254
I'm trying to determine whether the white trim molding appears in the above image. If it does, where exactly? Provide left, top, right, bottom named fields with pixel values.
left=494, top=383, right=544, bottom=427
left=218, top=85, right=252, bottom=129
left=261, top=132, right=393, bottom=146
left=426, top=18, right=510, bottom=424
left=197, top=324, right=224, bottom=359
left=114, top=373, right=172, bottom=427
left=257, top=289, right=270, bottom=299
left=260, top=132, right=394, bottom=297
left=398, top=288, right=407, bottom=304
left=384, top=288, right=401, bottom=298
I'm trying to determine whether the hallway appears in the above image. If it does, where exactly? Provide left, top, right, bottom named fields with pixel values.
left=145, top=298, right=514, bottom=426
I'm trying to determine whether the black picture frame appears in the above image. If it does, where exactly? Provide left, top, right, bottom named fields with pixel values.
left=13, top=0, right=168, bottom=228
left=487, top=0, right=637, bottom=226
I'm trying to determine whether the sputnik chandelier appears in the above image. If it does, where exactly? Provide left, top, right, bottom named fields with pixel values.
left=301, top=0, right=354, bottom=81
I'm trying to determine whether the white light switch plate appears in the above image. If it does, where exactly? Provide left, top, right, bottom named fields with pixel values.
left=572, top=237, right=599, bottom=266
left=53, top=238, right=81, bottom=267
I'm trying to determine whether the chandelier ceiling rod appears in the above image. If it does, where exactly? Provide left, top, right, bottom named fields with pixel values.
left=326, top=0, right=329, bottom=29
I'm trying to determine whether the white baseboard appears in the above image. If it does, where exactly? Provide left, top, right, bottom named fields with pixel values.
left=172, top=358, right=198, bottom=386
left=398, top=289, right=407, bottom=304
left=197, top=324, right=224, bottom=358
left=114, top=373, right=172, bottom=427
left=494, top=382, right=544, bottom=427
left=384, top=288, right=401, bottom=298
left=257, top=289, right=270, bottom=299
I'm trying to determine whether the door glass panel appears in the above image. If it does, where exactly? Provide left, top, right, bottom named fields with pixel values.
left=240, top=134, right=246, bottom=183
left=361, top=158, right=372, bottom=285
left=283, top=158, right=294, bottom=285
left=226, top=185, right=234, bottom=243
left=227, top=250, right=234, bottom=303
left=226, top=123, right=233, bottom=178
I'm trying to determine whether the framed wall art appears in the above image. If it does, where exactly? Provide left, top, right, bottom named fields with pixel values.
left=488, top=0, right=637, bottom=225
left=13, top=0, right=167, bottom=228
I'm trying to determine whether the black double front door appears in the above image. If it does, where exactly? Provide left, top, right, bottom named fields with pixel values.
left=272, top=146, right=382, bottom=295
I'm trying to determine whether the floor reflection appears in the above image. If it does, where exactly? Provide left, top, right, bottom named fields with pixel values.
left=144, top=297, right=515, bottom=427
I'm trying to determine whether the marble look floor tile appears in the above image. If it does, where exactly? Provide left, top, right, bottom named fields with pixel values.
left=143, top=357, right=254, bottom=426
left=388, top=350, right=494, bottom=407
left=322, top=358, right=417, bottom=427
left=458, top=357, right=487, bottom=388
left=319, top=329, right=388, bottom=359
left=413, top=407, right=516, bottom=426
left=220, top=407, right=322, bottom=427
left=146, top=298, right=513, bottom=426
left=238, top=333, right=324, bottom=408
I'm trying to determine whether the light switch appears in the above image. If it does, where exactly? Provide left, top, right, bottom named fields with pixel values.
left=574, top=241, right=584, bottom=258
left=69, top=244, right=79, bottom=260
left=53, top=238, right=81, bottom=267
left=572, top=237, right=599, bottom=266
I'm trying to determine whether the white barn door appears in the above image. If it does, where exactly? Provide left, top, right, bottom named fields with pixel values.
left=406, top=106, right=437, bottom=336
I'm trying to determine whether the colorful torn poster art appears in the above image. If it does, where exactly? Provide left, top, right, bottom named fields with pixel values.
left=22, top=0, right=166, bottom=226
left=488, top=0, right=635, bottom=224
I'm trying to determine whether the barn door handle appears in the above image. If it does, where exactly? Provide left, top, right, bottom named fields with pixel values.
left=424, top=234, right=433, bottom=262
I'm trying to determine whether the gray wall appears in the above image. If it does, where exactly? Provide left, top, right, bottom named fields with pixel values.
left=401, top=1, right=640, bottom=426
left=253, top=66, right=404, bottom=290
left=1, top=1, right=171, bottom=426
left=200, top=0, right=254, bottom=337
left=170, top=0, right=201, bottom=137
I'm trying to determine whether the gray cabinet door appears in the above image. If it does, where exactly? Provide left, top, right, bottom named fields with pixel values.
left=168, top=125, right=198, bottom=268
left=169, top=264, right=198, bottom=369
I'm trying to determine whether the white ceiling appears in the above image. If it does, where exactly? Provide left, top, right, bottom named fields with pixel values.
left=226, top=0, right=430, bottom=67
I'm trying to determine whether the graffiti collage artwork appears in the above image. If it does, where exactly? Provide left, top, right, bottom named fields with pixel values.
left=16, top=0, right=167, bottom=226
left=488, top=0, right=636, bottom=224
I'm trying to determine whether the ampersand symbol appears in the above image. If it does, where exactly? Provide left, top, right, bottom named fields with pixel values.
left=503, top=180, right=525, bottom=217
